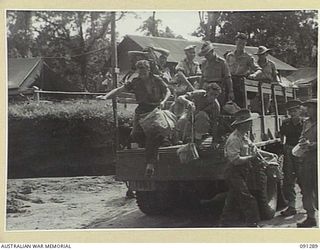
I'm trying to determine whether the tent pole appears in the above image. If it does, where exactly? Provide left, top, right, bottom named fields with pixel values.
left=111, top=11, right=119, bottom=150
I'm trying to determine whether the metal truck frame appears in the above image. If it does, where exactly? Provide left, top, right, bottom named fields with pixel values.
left=115, top=79, right=295, bottom=220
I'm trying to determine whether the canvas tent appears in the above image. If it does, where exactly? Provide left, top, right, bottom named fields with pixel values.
left=8, top=58, right=79, bottom=96
left=287, top=67, right=317, bottom=100
left=117, top=34, right=297, bottom=74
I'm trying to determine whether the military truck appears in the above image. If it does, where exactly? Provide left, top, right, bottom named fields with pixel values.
left=115, top=79, right=295, bottom=220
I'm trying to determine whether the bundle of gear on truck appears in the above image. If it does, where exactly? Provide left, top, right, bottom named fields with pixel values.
left=97, top=34, right=299, bottom=227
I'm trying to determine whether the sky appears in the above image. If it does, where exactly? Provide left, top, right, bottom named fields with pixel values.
left=116, top=11, right=201, bottom=41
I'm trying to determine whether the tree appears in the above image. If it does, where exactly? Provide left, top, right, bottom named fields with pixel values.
left=7, top=11, right=33, bottom=58
left=7, top=11, right=127, bottom=91
left=137, top=12, right=184, bottom=39
left=192, top=10, right=318, bottom=67
left=191, top=11, right=221, bottom=42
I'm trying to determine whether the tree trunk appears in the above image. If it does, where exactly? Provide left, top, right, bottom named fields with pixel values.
left=77, top=12, right=88, bottom=91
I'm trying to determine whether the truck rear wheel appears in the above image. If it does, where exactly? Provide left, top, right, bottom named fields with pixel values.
left=255, top=168, right=278, bottom=220
left=136, top=191, right=175, bottom=215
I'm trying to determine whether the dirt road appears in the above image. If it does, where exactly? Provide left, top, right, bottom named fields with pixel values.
left=6, top=176, right=310, bottom=230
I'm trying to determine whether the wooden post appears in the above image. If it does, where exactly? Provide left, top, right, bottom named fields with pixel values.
left=258, top=82, right=266, bottom=139
left=111, top=12, right=119, bottom=150
left=271, top=84, right=279, bottom=133
left=244, top=83, right=248, bottom=109
left=293, top=88, right=297, bottom=99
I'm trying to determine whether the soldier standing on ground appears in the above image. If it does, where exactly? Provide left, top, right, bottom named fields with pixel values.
left=296, top=99, right=318, bottom=228
left=219, top=109, right=260, bottom=227
left=225, top=33, right=262, bottom=107
left=198, top=41, right=234, bottom=106
left=279, top=100, right=303, bottom=217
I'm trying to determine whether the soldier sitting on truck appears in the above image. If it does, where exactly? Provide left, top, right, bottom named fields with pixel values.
left=97, top=60, right=171, bottom=178
left=170, top=45, right=202, bottom=118
left=174, top=82, right=221, bottom=146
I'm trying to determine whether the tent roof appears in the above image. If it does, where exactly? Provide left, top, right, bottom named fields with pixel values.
left=286, top=67, right=317, bottom=85
left=8, top=58, right=42, bottom=90
left=123, top=35, right=297, bottom=71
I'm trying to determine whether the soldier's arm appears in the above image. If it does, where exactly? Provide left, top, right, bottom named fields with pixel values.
left=271, top=62, right=280, bottom=82
left=248, top=55, right=262, bottom=77
left=222, top=61, right=234, bottom=100
left=176, top=71, right=196, bottom=91
left=96, top=85, right=126, bottom=100
left=149, top=46, right=170, bottom=57
left=226, top=138, right=256, bottom=165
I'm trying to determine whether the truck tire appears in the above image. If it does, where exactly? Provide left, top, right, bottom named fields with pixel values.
left=136, top=191, right=175, bottom=215
left=255, top=168, right=278, bottom=220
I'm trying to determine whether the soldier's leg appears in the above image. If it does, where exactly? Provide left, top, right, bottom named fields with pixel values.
left=219, top=190, right=242, bottom=226
left=232, top=76, right=245, bottom=108
left=144, top=132, right=164, bottom=177
left=221, top=166, right=260, bottom=226
left=220, top=169, right=242, bottom=226
left=194, top=111, right=210, bottom=141
left=282, top=146, right=298, bottom=210
left=130, top=114, right=145, bottom=147
left=175, top=112, right=189, bottom=142
left=298, top=165, right=318, bottom=223
left=230, top=166, right=260, bottom=225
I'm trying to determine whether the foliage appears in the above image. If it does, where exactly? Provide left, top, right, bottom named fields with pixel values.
left=192, top=10, right=318, bottom=67
left=137, top=12, right=184, bottom=39
left=7, top=11, right=127, bottom=92
left=8, top=99, right=134, bottom=123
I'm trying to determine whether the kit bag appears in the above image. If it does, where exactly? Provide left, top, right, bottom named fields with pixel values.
left=140, top=108, right=176, bottom=136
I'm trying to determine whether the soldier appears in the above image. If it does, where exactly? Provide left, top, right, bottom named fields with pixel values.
left=225, top=33, right=262, bottom=107
left=219, top=109, right=260, bottom=227
left=251, top=46, right=280, bottom=114
left=198, top=41, right=234, bottom=106
left=279, top=100, right=303, bottom=217
left=255, top=46, right=279, bottom=83
left=175, top=82, right=221, bottom=145
left=296, top=99, right=318, bottom=227
left=175, top=44, right=202, bottom=88
left=97, top=60, right=171, bottom=178
left=146, top=46, right=172, bottom=83
left=170, top=45, right=202, bottom=118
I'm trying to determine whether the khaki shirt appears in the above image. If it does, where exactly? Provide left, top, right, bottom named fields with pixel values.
left=185, top=90, right=220, bottom=117
left=226, top=50, right=261, bottom=76
left=258, top=59, right=278, bottom=82
left=124, top=74, right=168, bottom=113
left=175, top=58, right=201, bottom=77
left=300, top=118, right=317, bottom=167
left=201, top=55, right=232, bottom=83
left=224, top=129, right=254, bottom=164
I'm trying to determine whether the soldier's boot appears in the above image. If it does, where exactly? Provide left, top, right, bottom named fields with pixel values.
left=280, top=206, right=297, bottom=217
left=297, top=217, right=317, bottom=228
